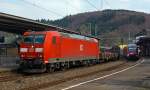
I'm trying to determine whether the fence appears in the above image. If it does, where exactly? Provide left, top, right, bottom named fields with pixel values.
left=0, top=45, right=19, bottom=68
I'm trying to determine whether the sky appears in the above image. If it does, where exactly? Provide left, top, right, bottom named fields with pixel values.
left=0, top=0, right=150, bottom=20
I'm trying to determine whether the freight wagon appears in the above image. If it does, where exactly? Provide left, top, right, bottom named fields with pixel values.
left=100, top=46, right=120, bottom=61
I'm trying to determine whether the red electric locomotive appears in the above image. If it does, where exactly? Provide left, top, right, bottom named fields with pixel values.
left=19, top=30, right=100, bottom=73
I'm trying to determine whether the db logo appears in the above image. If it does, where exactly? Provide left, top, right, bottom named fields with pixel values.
left=80, top=44, right=84, bottom=51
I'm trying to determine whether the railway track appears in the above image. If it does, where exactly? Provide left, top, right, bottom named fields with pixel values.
left=0, top=71, right=24, bottom=82
left=0, top=60, right=121, bottom=83
left=0, top=71, right=50, bottom=82
left=0, top=60, right=135, bottom=90
left=0, top=75, right=19, bottom=82
left=21, top=61, right=128, bottom=90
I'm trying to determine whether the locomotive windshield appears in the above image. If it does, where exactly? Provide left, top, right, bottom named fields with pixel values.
left=24, top=35, right=45, bottom=43
left=34, top=35, right=45, bottom=43
left=128, top=44, right=137, bottom=52
left=128, top=47, right=136, bottom=52
left=24, top=36, right=33, bottom=43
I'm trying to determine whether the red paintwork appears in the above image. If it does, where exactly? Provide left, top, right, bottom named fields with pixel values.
left=20, top=30, right=100, bottom=64
left=20, top=31, right=45, bottom=60
left=60, top=37, right=99, bottom=59
left=20, top=43, right=43, bottom=59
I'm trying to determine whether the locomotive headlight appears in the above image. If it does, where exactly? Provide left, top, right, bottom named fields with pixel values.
left=20, top=48, right=28, bottom=52
left=35, top=48, right=43, bottom=52
left=21, top=54, right=25, bottom=57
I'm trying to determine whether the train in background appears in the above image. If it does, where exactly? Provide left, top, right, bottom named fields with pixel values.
left=136, top=36, right=150, bottom=56
left=123, top=43, right=139, bottom=60
left=101, top=46, right=120, bottom=61
left=19, top=29, right=120, bottom=73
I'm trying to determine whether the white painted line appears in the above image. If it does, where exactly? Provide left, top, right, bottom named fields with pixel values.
left=62, top=59, right=145, bottom=90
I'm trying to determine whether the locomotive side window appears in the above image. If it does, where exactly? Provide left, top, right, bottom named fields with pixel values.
left=52, top=36, right=56, bottom=44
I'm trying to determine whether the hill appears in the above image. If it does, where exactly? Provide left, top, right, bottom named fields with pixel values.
left=37, top=9, right=150, bottom=46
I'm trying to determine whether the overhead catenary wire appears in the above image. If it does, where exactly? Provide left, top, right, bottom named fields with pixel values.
left=21, top=0, right=64, bottom=17
left=64, top=0, right=81, bottom=12
left=103, top=0, right=113, bottom=9
left=86, top=0, right=99, bottom=11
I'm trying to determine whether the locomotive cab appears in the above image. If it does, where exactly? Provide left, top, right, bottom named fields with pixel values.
left=126, top=44, right=139, bottom=60
left=19, top=32, right=46, bottom=72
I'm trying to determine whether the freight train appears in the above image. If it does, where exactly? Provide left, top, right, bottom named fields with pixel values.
left=100, top=46, right=120, bottom=61
left=19, top=30, right=120, bottom=73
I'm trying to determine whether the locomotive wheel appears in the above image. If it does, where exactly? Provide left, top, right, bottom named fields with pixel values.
left=61, top=66, right=66, bottom=71
left=85, top=60, right=90, bottom=66
left=47, top=67, right=55, bottom=73
left=46, top=64, right=55, bottom=73
left=61, top=62, right=67, bottom=71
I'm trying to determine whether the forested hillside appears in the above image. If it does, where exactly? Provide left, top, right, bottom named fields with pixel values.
left=37, top=9, right=150, bottom=46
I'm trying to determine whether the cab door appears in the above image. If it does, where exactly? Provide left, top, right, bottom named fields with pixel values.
left=51, top=36, right=60, bottom=59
